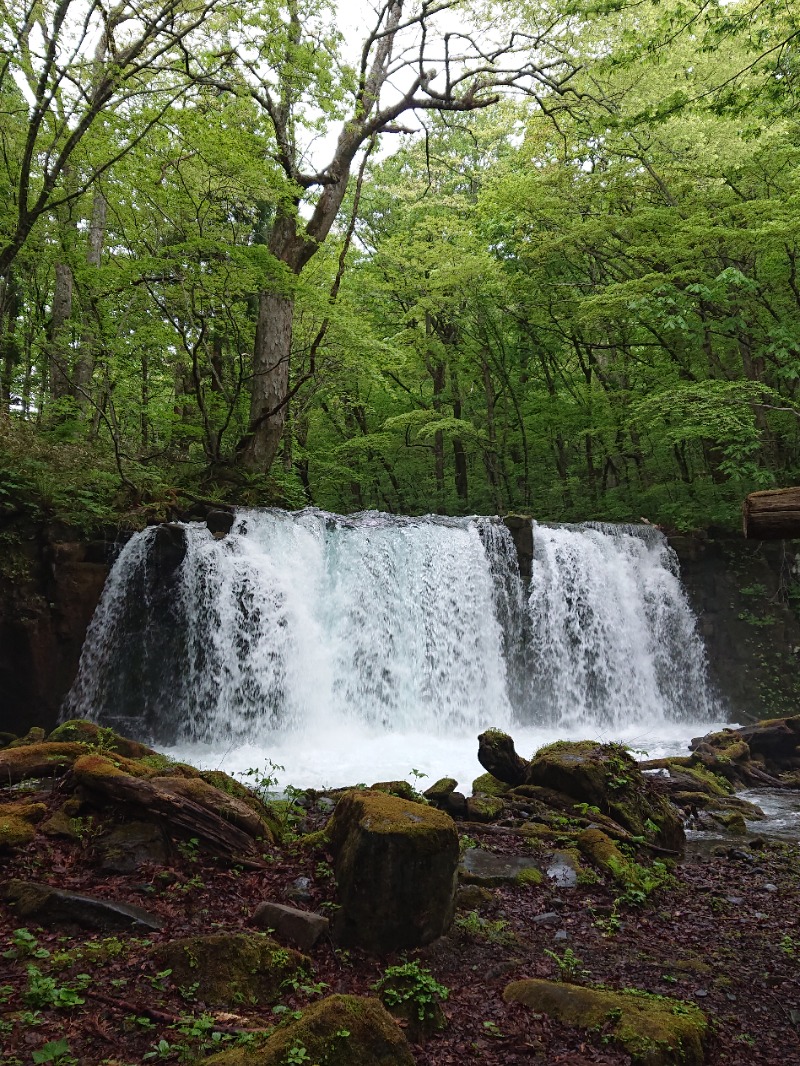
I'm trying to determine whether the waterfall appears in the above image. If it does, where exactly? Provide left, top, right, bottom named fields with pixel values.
left=65, top=511, right=719, bottom=756
left=527, top=522, right=717, bottom=728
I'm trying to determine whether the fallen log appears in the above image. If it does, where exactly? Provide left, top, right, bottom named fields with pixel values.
left=743, top=486, right=800, bottom=539
left=70, top=755, right=264, bottom=861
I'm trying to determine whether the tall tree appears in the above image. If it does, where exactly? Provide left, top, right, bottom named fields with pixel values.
left=233, top=0, right=579, bottom=472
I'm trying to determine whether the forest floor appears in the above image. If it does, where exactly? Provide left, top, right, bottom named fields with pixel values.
left=2, top=785, right=799, bottom=1066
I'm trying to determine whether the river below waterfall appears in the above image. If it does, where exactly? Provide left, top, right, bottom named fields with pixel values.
left=162, top=719, right=732, bottom=796
left=66, top=508, right=726, bottom=791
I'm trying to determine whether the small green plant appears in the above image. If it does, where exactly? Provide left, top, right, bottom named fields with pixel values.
left=543, top=947, right=590, bottom=983
left=24, top=967, right=90, bottom=1009
left=3, top=928, right=50, bottom=960
left=145, top=968, right=173, bottom=993
left=780, top=934, right=797, bottom=958
left=573, top=802, right=602, bottom=817
left=286, top=1044, right=311, bottom=1064
left=177, top=837, right=200, bottom=863
left=87, top=726, right=118, bottom=756
left=373, top=960, right=450, bottom=1023
left=240, top=759, right=284, bottom=800
left=32, top=1040, right=77, bottom=1065
left=143, top=1038, right=174, bottom=1061
left=453, top=910, right=513, bottom=945
left=482, top=1019, right=504, bottom=1038
left=607, top=857, right=673, bottom=908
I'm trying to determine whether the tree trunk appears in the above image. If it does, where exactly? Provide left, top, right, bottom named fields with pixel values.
left=743, top=487, right=800, bottom=539
left=48, top=262, right=74, bottom=403
left=74, top=189, right=107, bottom=412
left=239, top=291, right=294, bottom=471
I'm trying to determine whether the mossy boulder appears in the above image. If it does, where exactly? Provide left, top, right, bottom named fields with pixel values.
left=200, top=770, right=283, bottom=835
left=149, top=932, right=308, bottom=1008
left=40, top=799, right=87, bottom=840
left=370, top=780, right=422, bottom=802
left=471, top=772, right=511, bottom=798
left=328, top=789, right=459, bottom=954
left=7, top=726, right=46, bottom=747
left=424, top=777, right=458, bottom=804
left=504, top=979, right=707, bottom=1065
left=529, top=742, right=685, bottom=851
left=96, top=821, right=169, bottom=872
left=465, top=792, right=505, bottom=822
left=0, top=814, right=37, bottom=848
left=47, top=719, right=156, bottom=759
left=203, top=994, right=414, bottom=1065
left=0, top=742, right=86, bottom=785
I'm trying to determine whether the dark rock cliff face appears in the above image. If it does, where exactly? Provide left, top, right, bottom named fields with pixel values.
left=671, top=534, right=800, bottom=723
left=0, top=528, right=114, bottom=736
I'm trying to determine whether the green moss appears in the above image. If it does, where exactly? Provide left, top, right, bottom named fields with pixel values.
left=504, top=979, right=707, bottom=1065
left=0, top=814, right=37, bottom=848
left=577, top=828, right=628, bottom=874
left=515, top=867, right=544, bottom=886
left=466, top=793, right=505, bottom=822
left=203, top=994, right=414, bottom=1065
left=330, top=790, right=454, bottom=845
left=0, top=742, right=86, bottom=785
left=47, top=720, right=154, bottom=759
left=149, top=933, right=309, bottom=1008
left=680, top=763, right=733, bottom=796
left=471, top=773, right=511, bottom=797
left=8, top=727, right=47, bottom=747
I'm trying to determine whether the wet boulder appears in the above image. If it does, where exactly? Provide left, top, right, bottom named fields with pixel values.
left=328, top=789, right=459, bottom=954
left=3, top=879, right=163, bottom=931
left=528, top=741, right=685, bottom=851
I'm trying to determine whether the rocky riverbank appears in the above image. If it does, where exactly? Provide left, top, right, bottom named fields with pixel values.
left=1, top=720, right=799, bottom=1065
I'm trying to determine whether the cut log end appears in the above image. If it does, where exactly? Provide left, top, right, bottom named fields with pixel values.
left=742, top=487, right=800, bottom=540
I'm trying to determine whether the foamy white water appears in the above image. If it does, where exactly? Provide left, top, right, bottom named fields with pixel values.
left=164, top=720, right=731, bottom=795
left=65, top=509, right=723, bottom=788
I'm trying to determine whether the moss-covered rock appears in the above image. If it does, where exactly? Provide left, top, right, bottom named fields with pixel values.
left=0, top=742, right=86, bottom=785
left=200, top=770, right=283, bottom=835
left=7, top=726, right=46, bottom=747
left=328, top=789, right=459, bottom=954
left=529, top=741, right=685, bottom=851
left=471, top=772, right=511, bottom=798
left=424, top=777, right=458, bottom=804
left=149, top=932, right=308, bottom=1008
left=39, top=799, right=86, bottom=840
left=96, top=820, right=169, bottom=871
left=504, top=979, right=707, bottom=1065
left=370, top=780, right=422, bottom=802
left=203, top=994, right=414, bottom=1065
left=0, top=813, right=36, bottom=848
left=47, top=719, right=155, bottom=759
left=465, top=793, right=505, bottom=822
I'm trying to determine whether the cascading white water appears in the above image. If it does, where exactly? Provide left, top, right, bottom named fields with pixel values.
left=527, top=522, right=717, bottom=728
left=65, top=510, right=723, bottom=788
left=66, top=510, right=516, bottom=744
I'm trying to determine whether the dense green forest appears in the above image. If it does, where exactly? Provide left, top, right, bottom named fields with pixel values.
left=1, top=0, right=799, bottom=529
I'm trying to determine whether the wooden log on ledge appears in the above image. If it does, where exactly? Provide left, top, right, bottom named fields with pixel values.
left=742, top=487, right=800, bottom=539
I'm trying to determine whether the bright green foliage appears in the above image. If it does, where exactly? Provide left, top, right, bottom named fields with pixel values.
left=1, top=1, right=799, bottom=527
